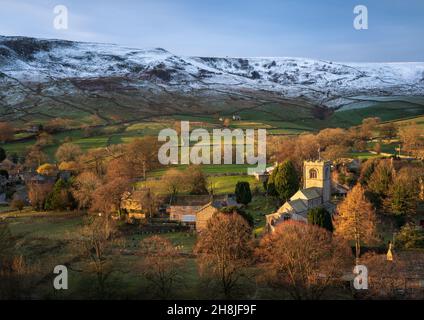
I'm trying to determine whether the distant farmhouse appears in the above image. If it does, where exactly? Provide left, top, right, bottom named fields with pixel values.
left=122, top=191, right=241, bottom=231
left=196, top=196, right=241, bottom=231
left=266, top=160, right=335, bottom=232
left=170, top=194, right=240, bottom=231
left=169, top=195, right=212, bottom=224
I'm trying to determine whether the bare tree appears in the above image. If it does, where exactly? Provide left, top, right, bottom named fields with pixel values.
left=399, top=123, right=424, bottom=158
left=71, top=171, right=102, bottom=210
left=137, top=236, right=184, bottom=299
left=106, top=157, right=135, bottom=181
left=24, top=146, right=48, bottom=170
left=55, top=142, right=83, bottom=163
left=27, top=182, right=54, bottom=210
left=90, top=177, right=131, bottom=216
left=360, top=252, right=407, bottom=299
left=73, top=216, right=118, bottom=297
left=195, top=213, right=253, bottom=298
left=256, top=221, right=351, bottom=300
left=162, top=168, right=186, bottom=203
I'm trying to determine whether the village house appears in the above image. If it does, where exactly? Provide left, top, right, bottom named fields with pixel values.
left=167, top=194, right=240, bottom=230
left=253, top=163, right=276, bottom=182
left=195, top=196, right=241, bottom=232
left=168, top=195, right=212, bottom=224
left=265, top=160, right=334, bottom=232
left=121, top=188, right=151, bottom=220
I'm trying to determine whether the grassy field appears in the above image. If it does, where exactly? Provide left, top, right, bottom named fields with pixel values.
left=2, top=195, right=279, bottom=300
left=3, top=95, right=424, bottom=162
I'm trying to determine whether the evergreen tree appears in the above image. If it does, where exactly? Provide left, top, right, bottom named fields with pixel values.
left=383, top=169, right=418, bottom=221
left=235, top=181, right=252, bottom=205
left=267, top=160, right=299, bottom=202
left=45, top=178, right=76, bottom=211
left=307, top=207, right=334, bottom=232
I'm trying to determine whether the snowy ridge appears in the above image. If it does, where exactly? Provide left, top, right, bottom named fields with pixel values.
left=1, top=35, right=424, bottom=108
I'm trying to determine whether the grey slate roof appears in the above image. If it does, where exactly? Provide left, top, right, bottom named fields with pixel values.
left=287, top=199, right=307, bottom=213
left=298, top=187, right=321, bottom=200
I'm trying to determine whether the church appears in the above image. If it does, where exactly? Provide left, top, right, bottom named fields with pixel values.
left=265, top=160, right=334, bottom=232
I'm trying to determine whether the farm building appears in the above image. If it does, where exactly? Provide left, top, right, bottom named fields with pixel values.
left=169, top=195, right=212, bottom=222
left=195, top=196, right=241, bottom=232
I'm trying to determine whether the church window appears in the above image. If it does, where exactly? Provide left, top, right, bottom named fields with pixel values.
left=309, top=169, right=318, bottom=179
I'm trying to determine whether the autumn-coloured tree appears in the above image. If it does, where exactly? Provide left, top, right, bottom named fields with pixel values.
left=162, top=168, right=186, bottom=203
left=71, top=171, right=102, bottom=210
left=27, top=182, right=54, bottom=210
left=35, top=132, right=54, bottom=147
left=317, top=128, right=350, bottom=148
left=24, top=147, right=48, bottom=170
left=55, top=142, right=83, bottom=163
left=399, top=123, right=424, bottom=158
left=257, top=221, right=351, bottom=300
left=106, top=156, right=135, bottom=181
left=139, top=189, right=159, bottom=220
left=334, top=184, right=379, bottom=263
left=73, top=217, right=118, bottom=297
left=58, top=161, right=79, bottom=172
left=0, top=122, right=14, bottom=143
left=186, top=165, right=208, bottom=195
left=36, top=163, right=58, bottom=176
left=360, top=117, right=380, bottom=140
left=195, top=213, right=253, bottom=298
left=379, top=123, right=398, bottom=139
left=267, top=134, right=320, bottom=171
left=138, top=236, right=184, bottom=299
left=321, top=144, right=349, bottom=161
left=373, top=142, right=382, bottom=155
left=44, top=117, right=73, bottom=133
left=90, top=177, right=130, bottom=216
left=124, top=137, right=160, bottom=178
left=79, top=148, right=108, bottom=176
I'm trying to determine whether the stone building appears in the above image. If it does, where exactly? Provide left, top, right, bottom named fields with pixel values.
left=265, top=160, right=334, bottom=232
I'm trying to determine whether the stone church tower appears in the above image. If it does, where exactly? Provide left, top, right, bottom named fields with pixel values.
left=303, top=160, right=331, bottom=203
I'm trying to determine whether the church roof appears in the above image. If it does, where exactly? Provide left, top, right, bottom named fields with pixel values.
left=291, top=187, right=321, bottom=201
left=287, top=199, right=308, bottom=214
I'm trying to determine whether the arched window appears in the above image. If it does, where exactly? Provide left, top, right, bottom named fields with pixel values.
left=309, top=169, right=318, bottom=179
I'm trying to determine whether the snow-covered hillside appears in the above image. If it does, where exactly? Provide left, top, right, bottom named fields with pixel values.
left=1, top=35, right=424, bottom=109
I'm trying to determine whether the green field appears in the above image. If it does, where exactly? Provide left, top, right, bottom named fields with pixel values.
left=2, top=194, right=282, bottom=300
left=2, top=95, right=424, bottom=165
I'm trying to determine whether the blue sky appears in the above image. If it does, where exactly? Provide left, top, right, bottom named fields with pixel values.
left=0, top=0, right=423, bottom=61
